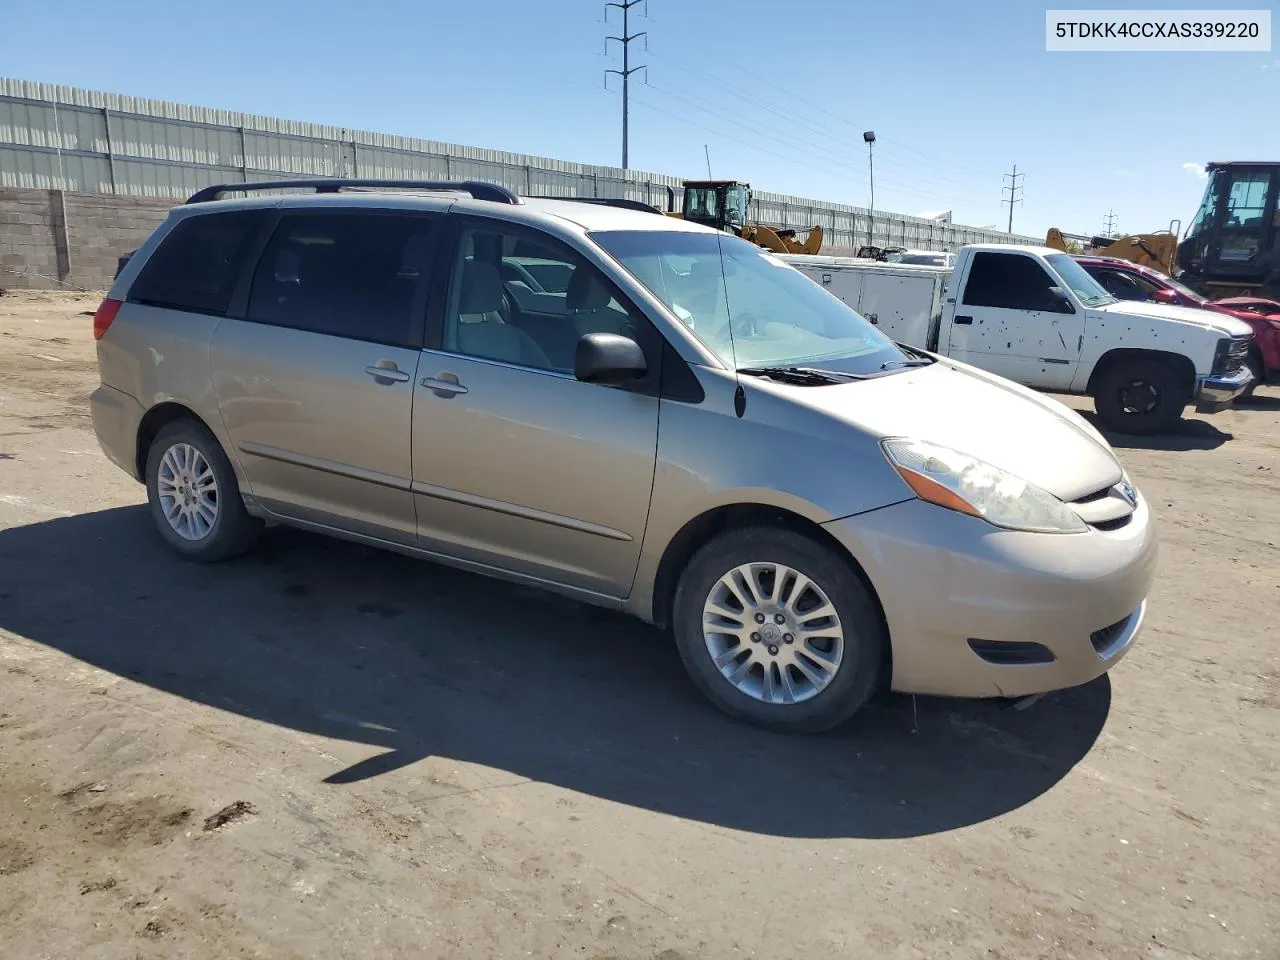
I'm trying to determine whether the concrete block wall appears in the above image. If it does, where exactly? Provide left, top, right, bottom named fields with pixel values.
left=0, top=187, right=173, bottom=291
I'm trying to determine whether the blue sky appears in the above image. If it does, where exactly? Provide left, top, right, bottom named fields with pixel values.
left=3, top=0, right=1277, bottom=237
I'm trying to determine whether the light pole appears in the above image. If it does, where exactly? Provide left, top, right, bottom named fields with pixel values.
left=863, top=130, right=876, bottom=248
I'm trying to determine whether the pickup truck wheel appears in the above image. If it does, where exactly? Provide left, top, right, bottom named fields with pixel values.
left=671, top=527, right=885, bottom=733
left=1092, top=359, right=1187, bottom=435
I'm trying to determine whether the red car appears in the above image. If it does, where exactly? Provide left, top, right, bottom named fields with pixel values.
left=1077, top=256, right=1280, bottom=394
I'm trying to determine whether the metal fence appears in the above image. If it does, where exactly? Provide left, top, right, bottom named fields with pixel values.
left=0, top=78, right=1039, bottom=251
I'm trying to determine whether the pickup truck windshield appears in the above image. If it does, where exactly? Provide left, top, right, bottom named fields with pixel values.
left=591, top=230, right=907, bottom=374
left=1045, top=253, right=1118, bottom=307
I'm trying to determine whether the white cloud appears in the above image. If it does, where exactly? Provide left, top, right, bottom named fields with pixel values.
left=1115, top=169, right=1136, bottom=179
left=1182, top=162, right=1207, bottom=179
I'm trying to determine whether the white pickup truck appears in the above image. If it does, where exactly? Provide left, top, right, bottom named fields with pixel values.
left=784, top=244, right=1254, bottom=433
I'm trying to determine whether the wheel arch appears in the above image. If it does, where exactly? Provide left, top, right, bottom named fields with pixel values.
left=1086, top=347, right=1196, bottom=397
left=650, top=503, right=890, bottom=656
left=135, top=402, right=218, bottom=480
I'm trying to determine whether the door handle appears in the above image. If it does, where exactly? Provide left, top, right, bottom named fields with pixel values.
left=954, top=315, right=974, bottom=325
left=364, top=363, right=410, bottom=383
left=420, top=376, right=469, bottom=396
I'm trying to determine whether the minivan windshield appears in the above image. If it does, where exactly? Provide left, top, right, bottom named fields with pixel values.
left=1045, top=253, right=1117, bottom=307
left=592, top=230, right=908, bottom=373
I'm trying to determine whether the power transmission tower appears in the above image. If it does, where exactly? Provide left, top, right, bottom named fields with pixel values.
left=605, top=1, right=647, bottom=170
left=1001, top=164, right=1024, bottom=235
left=1103, top=209, right=1118, bottom=237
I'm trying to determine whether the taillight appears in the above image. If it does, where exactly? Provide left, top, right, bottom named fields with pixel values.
left=93, top=298, right=122, bottom=340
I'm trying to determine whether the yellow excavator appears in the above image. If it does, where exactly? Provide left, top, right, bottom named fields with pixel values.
left=666, top=180, right=824, bottom=255
left=1045, top=224, right=1181, bottom=275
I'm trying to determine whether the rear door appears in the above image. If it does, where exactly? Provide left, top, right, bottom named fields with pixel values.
left=945, top=251, right=1082, bottom=390
left=210, top=207, right=441, bottom=544
left=409, top=218, right=661, bottom=597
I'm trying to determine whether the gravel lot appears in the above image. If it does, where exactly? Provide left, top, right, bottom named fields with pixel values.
left=1, top=290, right=1277, bottom=960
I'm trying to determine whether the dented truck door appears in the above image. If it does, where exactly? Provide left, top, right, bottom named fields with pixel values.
left=943, top=250, right=1083, bottom=390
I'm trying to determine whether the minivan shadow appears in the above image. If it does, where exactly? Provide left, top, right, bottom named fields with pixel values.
left=0, top=507, right=1110, bottom=839
left=1078, top=410, right=1232, bottom=452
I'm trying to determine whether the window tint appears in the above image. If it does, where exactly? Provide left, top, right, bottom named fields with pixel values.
left=247, top=212, right=435, bottom=346
left=444, top=224, right=647, bottom=374
left=962, top=252, right=1064, bottom=312
left=130, top=210, right=267, bottom=315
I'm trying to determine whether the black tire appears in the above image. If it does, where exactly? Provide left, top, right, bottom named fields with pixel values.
left=671, top=527, right=885, bottom=733
left=144, top=419, right=261, bottom=562
left=1242, top=350, right=1265, bottom=400
left=1092, top=358, right=1187, bottom=435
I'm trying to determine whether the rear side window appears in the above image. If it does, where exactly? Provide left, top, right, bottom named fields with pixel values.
left=129, top=210, right=268, bottom=315
left=246, top=212, right=436, bottom=348
left=962, top=252, right=1060, bottom=312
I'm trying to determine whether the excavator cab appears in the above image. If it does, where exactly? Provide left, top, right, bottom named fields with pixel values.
left=1178, top=161, right=1280, bottom=297
left=680, top=180, right=751, bottom=234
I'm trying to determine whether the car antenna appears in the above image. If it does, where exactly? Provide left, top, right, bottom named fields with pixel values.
left=713, top=232, right=747, bottom=418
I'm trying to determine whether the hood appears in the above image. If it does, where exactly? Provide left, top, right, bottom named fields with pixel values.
left=782, top=361, right=1121, bottom=501
left=1095, top=299, right=1253, bottom=337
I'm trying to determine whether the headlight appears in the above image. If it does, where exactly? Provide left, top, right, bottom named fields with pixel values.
left=881, top=438, right=1088, bottom=534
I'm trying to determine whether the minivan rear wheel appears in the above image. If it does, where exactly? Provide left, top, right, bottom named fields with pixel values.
left=144, top=420, right=261, bottom=562
left=671, top=527, right=885, bottom=732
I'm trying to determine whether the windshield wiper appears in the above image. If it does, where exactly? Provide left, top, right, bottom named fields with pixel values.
left=737, top=365, right=863, bottom=385
left=880, top=357, right=933, bottom=369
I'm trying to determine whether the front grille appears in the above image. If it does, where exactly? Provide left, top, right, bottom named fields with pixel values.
left=1090, top=614, right=1132, bottom=654
left=1214, top=335, right=1252, bottom=375
left=1091, top=516, right=1131, bottom=532
left=1070, top=483, right=1136, bottom=531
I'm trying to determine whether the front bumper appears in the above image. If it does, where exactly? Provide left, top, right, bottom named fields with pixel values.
left=1195, top=365, right=1252, bottom=413
left=823, top=494, right=1158, bottom=699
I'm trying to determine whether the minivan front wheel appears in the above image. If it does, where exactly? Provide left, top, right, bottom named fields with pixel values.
left=672, top=527, right=885, bottom=732
left=145, top=420, right=261, bottom=562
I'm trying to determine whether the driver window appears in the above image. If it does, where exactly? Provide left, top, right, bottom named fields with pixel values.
left=962, top=252, right=1068, bottom=313
left=443, top=224, right=648, bottom=374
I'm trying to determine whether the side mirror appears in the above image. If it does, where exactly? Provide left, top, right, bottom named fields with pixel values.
left=574, top=332, right=647, bottom=385
left=1151, top=287, right=1179, bottom=305
left=1046, top=285, right=1075, bottom=313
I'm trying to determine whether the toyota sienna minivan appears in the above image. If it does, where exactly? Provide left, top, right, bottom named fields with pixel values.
left=90, top=179, right=1158, bottom=732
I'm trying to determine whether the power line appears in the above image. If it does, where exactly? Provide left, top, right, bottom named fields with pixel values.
left=1002, top=164, right=1024, bottom=235
left=637, top=80, right=998, bottom=207
left=647, top=51, right=1002, bottom=187
left=604, top=0, right=646, bottom=169
left=628, top=92, right=999, bottom=210
left=1103, top=209, right=1118, bottom=236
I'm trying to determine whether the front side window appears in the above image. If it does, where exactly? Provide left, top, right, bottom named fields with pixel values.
left=247, top=212, right=435, bottom=347
left=963, top=252, right=1074, bottom=312
left=1189, top=168, right=1224, bottom=237
left=130, top=210, right=268, bottom=315
left=592, top=230, right=905, bottom=373
left=443, top=224, right=648, bottom=374
left=1044, top=254, right=1115, bottom=306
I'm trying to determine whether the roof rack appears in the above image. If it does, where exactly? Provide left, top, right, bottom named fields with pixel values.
left=525, top=195, right=666, bottom=215
left=185, top=178, right=521, bottom=205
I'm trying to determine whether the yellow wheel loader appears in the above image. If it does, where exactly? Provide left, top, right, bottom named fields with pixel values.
left=667, top=180, right=824, bottom=255
left=1045, top=225, right=1180, bottom=276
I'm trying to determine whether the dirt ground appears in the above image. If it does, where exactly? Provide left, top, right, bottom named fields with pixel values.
left=0, top=289, right=1277, bottom=960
